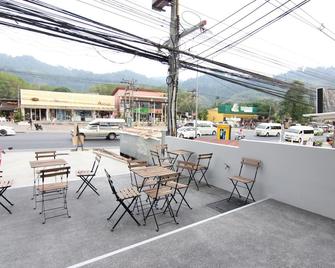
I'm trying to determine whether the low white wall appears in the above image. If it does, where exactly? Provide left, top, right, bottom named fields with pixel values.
left=166, top=137, right=335, bottom=220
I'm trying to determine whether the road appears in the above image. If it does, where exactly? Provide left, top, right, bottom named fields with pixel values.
left=0, top=132, right=120, bottom=150
left=0, top=129, right=327, bottom=151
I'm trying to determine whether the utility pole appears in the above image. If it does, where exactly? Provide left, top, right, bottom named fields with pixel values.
left=121, top=79, right=136, bottom=127
left=152, top=0, right=206, bottom=136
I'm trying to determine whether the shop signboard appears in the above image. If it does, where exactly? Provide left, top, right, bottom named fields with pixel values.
left=218, top=103, right=257, bottom=114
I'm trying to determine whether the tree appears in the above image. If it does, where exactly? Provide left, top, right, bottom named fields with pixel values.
left=0, top=72, right=29, bottom=99
left=279, top=81, right=314, bottom=123
left=176, top=91, right=195, bottom=117
left=198, top=107, right=208, bottom=120
left=89, top=83, right=120, bottom=95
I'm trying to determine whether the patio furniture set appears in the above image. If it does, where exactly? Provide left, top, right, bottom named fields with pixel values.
left=1, top=146, right=261, bottom=233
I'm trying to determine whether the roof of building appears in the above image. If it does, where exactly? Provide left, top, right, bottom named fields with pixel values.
left=111, top=87, right=166, bottom=96
left=303, top=111, right=335, bottom=120
left=20, top=89, right=115, bottom=111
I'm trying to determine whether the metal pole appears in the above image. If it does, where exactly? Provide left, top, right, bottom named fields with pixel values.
left=195, top=69, right=199, bottom=137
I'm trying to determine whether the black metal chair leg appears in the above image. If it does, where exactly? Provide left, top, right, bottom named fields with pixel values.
left=0, top=201, right=11, bottom=214
left=107, top=203, right=121, bottom=220
left=1, top=194, right=13, bottom=206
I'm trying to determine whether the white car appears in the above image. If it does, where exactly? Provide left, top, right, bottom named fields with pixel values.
left=0, top=125, right=16, bottom=136
left=177, top=127, right=201, bottom=139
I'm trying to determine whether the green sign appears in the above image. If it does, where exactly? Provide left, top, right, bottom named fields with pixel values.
left=134, top=107, right=149, bottom=114
left=218, top=104, right=257, bottom=114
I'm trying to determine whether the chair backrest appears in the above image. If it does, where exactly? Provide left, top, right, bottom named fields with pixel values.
left=105, top=169, right=119, bottom=198
left=127, top=159, right=148, bottom=170
left=40, top=166, right=70, bottom=183
left=91, top=154, right=102, bottom=174
left=239, top=157, right=261, bottom=181
left=196, top=153, right=213, bottom=170
left=35, top=150, right=56, bottom=160
left=151, top=172, right=180, bottom=199
left=150, top=150, right=161, bottom=166
left=155, top=144, right=168, bottom=156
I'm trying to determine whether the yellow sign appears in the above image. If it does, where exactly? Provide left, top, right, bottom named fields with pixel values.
left=217, top=124, right=231, bottom=140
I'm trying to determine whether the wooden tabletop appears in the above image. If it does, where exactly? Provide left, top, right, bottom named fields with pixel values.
left=133, top=166, right=176, bottom=178
left=170, top=149, right=194, bottom=155
left=29, top=158, right=67, bottom=168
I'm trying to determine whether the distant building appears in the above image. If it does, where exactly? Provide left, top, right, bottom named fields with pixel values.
left=0, top=98, right=18, bottom=121
left=111, top=87, right=167, bottom=123
left=20, top=89, right=115, bottom=122
left=207, top=107, right=257, bottom=123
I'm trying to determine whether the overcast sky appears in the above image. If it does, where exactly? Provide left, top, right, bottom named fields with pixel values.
left=1, top=0, right=335, bottom=80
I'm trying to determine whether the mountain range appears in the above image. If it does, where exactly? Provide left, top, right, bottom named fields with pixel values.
left=0, top=53, right=334, bottom=105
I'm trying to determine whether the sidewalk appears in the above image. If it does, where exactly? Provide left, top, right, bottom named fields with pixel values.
left=1, top=148, right=129, bottom=188
left=4, top=122, right=81, bottom=133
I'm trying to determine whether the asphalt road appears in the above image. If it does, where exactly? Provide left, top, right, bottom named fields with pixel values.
left=0, top=132, right=120, bottom=150
left=0, top=129, right=327, bottom=151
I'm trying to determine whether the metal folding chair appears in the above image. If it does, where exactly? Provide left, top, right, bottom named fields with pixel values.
left=127, top=159, right=149, bottom=188
left=154, top=144, right=178, bottom=166
left=37, top=166, right=71, bottom=224
left=143, top=173, right=179, bottom=232
left=150, top=150, right=174, bottom=169
left=32, top=151, right=57, bottom=201
left=105, top=169, right=144, bottom=231
left=177, top=153, right=213, bottom=190
left=75, top=154, right=101, bottom=199
left=228, top=158, right=261, bottom=203
left=0, top=171, right=13, bottom=214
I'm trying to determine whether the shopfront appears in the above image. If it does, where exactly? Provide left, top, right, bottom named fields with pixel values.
left=20, top=89, right=115, bottom=122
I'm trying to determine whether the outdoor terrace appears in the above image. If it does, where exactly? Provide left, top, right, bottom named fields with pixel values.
left=1, top=142, right=335, bottom=267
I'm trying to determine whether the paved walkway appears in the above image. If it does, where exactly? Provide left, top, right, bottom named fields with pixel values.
left=1, top=148, right=129, bottom=187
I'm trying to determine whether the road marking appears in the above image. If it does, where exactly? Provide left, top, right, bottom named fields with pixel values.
left=67, top=198, right=269, bottom=268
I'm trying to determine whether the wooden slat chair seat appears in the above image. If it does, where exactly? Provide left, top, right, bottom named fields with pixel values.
left=144, top=186, right=173, bottom=199
left=117, top=187, right=141, bottom=200
left=38, top=166, right=71, bottom=224
left=177, top=153, right=213, bottom=190
left=105, top=169, right=143, bottom=232
left=76, top=170, right=95, bottom=176
left=75, top=154, right=101, bottom=199
left=36, top=182, right=68, bottom=192
left=228, top=157, right=261, bottom=203
left=0, top=172, right=14, bottom=214
left=165, top=181, right=187, bottom=190
left=144, top=173, right=180, bottom=231
left=228, top=175, right=254, bottom=184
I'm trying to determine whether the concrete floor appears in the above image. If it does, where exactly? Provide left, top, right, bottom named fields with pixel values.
left=84, top=199, right=335, bottom=268
left=0, top=174, right=227, bottom=268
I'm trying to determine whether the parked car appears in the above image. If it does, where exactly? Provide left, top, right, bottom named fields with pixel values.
left=255, top=123, right=282, bottom=137
left=284, top=126, right=314, bottom=143
left=182, top=120, right=216, bottom=136
left=177, top=127, right=201, bottom=139
left=71, top=118, right=125, bottom=140
left=0, top=125, right=16, bottom=136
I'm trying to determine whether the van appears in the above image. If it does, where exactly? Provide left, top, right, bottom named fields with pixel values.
left=284, top=126, right=314, bottom=143
left=255, top=123, right=282, bottom=137
left=183, top=120, right=216, bottom=136
left=76, top=118, right=125, bottom=140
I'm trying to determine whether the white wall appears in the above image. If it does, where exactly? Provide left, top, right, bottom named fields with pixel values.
left=166, top=137, right=335, bottom=220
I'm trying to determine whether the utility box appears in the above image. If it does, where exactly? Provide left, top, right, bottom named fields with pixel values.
left=217, top=124, right=231, bottom=140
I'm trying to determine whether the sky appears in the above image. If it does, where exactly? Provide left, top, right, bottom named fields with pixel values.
left=1, top=0, right=335, bottom=81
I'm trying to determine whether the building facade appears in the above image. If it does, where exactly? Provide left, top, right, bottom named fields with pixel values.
left=20, top=89, right=115, bottom=122
left=112, top=87, right=167, bottom=124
